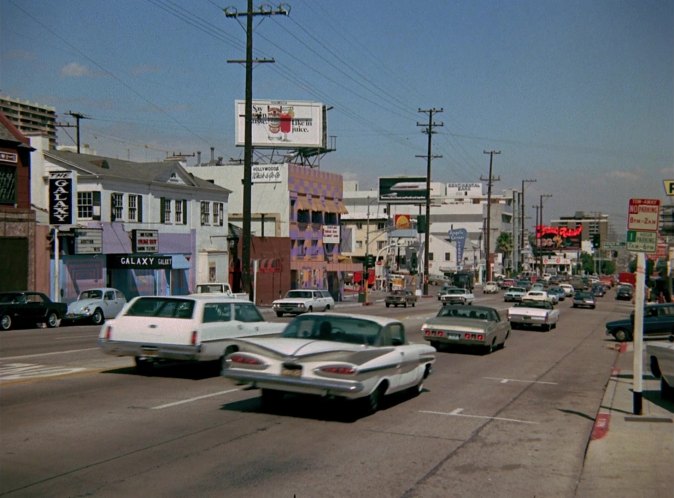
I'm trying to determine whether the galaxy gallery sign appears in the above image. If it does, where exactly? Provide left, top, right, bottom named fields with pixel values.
left=49, top=171, right=73, bottom=225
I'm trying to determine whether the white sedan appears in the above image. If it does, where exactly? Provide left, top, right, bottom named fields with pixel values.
left=222, top=313, right=436, bottom=415
left=508, top=300, right=560, bottom=331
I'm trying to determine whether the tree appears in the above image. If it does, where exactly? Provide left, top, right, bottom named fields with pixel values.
left=496, top=232, right=513, bottom=273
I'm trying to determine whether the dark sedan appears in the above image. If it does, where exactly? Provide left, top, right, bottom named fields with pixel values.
left=572, top=291, right=596, bottom=309
left=616, top=285, right=634, bottom=301
left=606, top=303, right=674, bottom=342
left=0, top=291, right=67, bottom=330
left=385, top=289, right=417, bottom=308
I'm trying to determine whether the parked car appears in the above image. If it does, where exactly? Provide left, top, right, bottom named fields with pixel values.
left=222, top=313, right=436, bottom=415
left=507, top=299, right=559, bottom=331
left=0, top=291, right=67, bottom=330
left=421, top=304, right=510, bottom=354
left=606, top=303, right=674, bottom=342
left=63, top=288, right=127, bottom=325
left=504, top=286, right=527, bottom=302
left=483, top=281, right=499, bottom=294
left=572, top=291, right=596, bottom=309
left=272, top=289, right=335, bottom=317
left=385, top=289, right=417, bottom=308
left=98, top=295, right=285, bottom=372
left=647, top=335, right=674, bottom=401
left=616, top=285, right=634, bottom=301
left=440, top=287, right=475, bottom=305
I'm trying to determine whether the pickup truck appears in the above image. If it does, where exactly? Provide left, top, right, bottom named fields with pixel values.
left=194, top=282, right=249, bottom=300
left=507, top=299, right=559, bottom=331
left=0, top=291, right=67, bottom=330
left=440, top=287, right=474, bottom=306
left=98, top=295, right=285, bottom=372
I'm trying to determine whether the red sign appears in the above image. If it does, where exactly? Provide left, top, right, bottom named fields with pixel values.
left=628, top=198, right=660, bottom=231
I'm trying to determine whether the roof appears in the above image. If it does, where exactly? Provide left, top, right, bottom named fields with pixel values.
left=0, top=110, right=30, bottom=145
left=44, top=150, right=231, bottom=195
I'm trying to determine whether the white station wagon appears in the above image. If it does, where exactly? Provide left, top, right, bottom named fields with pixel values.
left=99, top=295, right=285, bottom=372
left=272, top=289, right=335, bottom=317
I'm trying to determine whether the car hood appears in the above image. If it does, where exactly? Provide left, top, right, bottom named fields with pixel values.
left=273, top=298, right=311, bottom=304
left=67, top=299, right=99, bottom=313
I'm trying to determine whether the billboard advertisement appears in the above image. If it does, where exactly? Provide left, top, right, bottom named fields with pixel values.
left=235, top=100, right=326, bottom=149
left=378, top=176, right=428, bottom=204
left=535, top=225, right=582, bottom=251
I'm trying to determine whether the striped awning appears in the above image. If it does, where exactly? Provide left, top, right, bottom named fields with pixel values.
left=295, top=196, right=311, bottom=211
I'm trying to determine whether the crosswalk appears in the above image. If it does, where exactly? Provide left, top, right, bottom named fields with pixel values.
left=0, top=362, right=87, bottom=381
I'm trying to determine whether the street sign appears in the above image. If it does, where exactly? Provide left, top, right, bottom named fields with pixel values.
left=664, top=179, right=674, bottom=196
left=627, top=198, right=660, bottom=231
left=626, top=230, right=657, bottom=253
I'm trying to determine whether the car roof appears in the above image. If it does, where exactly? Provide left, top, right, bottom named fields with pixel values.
left=154, top=295, right=253, bottom=303
left=300, top=312, right=400, bottom=327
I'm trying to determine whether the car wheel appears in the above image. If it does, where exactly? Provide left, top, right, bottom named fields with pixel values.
left=360, top=383, right=386, bottom=415
left=404, top=302, right=407, bottom=308
left=614, top=328, right=631, bottom=342
left=386, top=303, right=390, bottom=308
left=276, top=312, right=283, bottom=317
left=308, top=306, right=313, bottom=313
left=325, top=305, right=331, bottom=312
left=91, top=308, right=104, bottom=326
left=45, top=312, right=58, bottom=328
left=134, top=356, right=154, bottom=374
left=412, top=301, right=415, bottom=307
left=260, top=389, right=284, bottom=409
left=1, top=314, right=11, bottom=331
left=484, top=339, right=496, bottom=355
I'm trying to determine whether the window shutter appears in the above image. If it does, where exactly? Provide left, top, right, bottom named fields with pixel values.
left=160, top=197, right=166, bottom=224
left=110, top=194, right=116, bottom=221
left=93, top=191, right=101, bottom=220
left=138, top=195, right=143, bottom=222
left=182, top=200, right=187, bottom=225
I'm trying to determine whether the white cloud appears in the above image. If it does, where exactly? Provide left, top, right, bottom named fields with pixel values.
left=61, top=62, right=92, bottom=78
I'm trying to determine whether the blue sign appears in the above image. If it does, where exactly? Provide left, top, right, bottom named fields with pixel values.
left=448, top=228, right=468, bottom=264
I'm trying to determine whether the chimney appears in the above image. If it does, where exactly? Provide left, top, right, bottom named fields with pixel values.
left=210, top=147, right=215, bottom=164
left=196, top=150, right=201, bottom=166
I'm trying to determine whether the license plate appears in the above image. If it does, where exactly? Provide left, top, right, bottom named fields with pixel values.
left=447, top=333, right=460, bottom=340
left=141, top=348, right=158, bottom=357
left=282, top=368, right=301, bottom=377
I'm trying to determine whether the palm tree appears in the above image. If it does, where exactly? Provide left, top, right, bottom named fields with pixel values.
left=496, top=232, right=513, bottom=275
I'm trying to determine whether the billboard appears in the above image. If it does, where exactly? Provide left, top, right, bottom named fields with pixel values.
left=536, top=225, right=582, bottom=251
left=378, top=176, right=428, bottom=204
left=49, top=171, right=73, bottom=225
left=235, top=100, right=326, bottom=149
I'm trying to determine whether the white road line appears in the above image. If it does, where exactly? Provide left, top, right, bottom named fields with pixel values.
left=1, top=348, right=99, bottom=361
left=420, top=409, right=538, bottom=425
left=0, top=362, right=87, bottom=380
left=151, top=388, right=241, bottom=410
left=483, top=376, right=558, bottom=385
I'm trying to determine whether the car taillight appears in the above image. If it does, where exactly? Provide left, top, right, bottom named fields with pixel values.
left=229, top=353, right=264, bottom=365
left=464, top=332, right=484, bottom=341
left=191, top=330, right=198, bottom=345
left=319, top=365, right=356, bottom=375
left=104, top=326, right=112, bottom=340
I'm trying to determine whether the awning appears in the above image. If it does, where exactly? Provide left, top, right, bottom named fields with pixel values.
left=311, top=198, right=324, bottom=212
left=295, top=196, right=311, bottom=211
left=324, top=199, right=348, bottom=214
left=171, top=254, right=191, bottom=269
left=335, top=200, right=348, bottom=214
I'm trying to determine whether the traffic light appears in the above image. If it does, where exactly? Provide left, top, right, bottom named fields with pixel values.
left=364, top=254, right=375, bottom=269
left=409, top=252, right=418, bottom=274
left=591, top=234, right=600, bottom=249
left=416, top=215, right=426, bottom=233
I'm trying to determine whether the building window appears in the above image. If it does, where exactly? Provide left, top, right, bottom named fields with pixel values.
left=429, top=253, right=434, bottom=261
left=201, top=201, right=210, bottom=226
left=77, top=192, right=94, bottom=219
left=444, top=252, right=451, bottom=261
left=111, top=193, right=123, bottom=221
left=356, top=222, right=363, bottom=230
left=128, top=195, right=137, bottom=222
left=356, top=241, right=363, bottom=250
left=377, top=241, right=386, bottom=250
left=175, top=199, right=183, bottom=224
left=213, top=202, right=224, bottom=226
left=377, top=222, right=386, bottom=230
left=163, top=198, right=172, bottom=224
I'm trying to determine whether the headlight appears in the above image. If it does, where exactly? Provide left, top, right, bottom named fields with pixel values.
left=82, top=306, right=90, bottom=314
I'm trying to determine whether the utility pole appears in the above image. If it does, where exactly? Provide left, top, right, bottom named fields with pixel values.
left=520, top=178, right=536, bottom=272
left=416, top=108, right=443, bottom=297
left=538, top=194, right=552, bottom=276
left=532, top=204, right=540, bottom=275
left=481, top=150, right=501, bottom=282
left=225, top=1, right=289, bottom=300
left=61, top=111, right=90, bottom=153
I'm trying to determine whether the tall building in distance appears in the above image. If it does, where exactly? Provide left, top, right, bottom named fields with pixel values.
left=0, top=95, right=57, bottom=150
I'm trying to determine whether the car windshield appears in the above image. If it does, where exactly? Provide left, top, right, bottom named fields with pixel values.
left=125, top=297, right=195, bottom=319
left=286, top=290, right=313, bottom=299
left=437, top=306, right=495, bottom=321
left=79, top=290, right=103, bottom=299
left=509, top=287, right=526, bottom=293
left=389, top=290, right=405, bottom=295
left=282, top=315, right=382, bottom=345
left=446, top=289, right=465, bottom=295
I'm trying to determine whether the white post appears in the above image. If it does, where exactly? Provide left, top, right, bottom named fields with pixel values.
left=253, top=259, right=258, bottom=304
left=633, top=251, right=646, bottom=414
left=53, top=227, right=60, bottom=302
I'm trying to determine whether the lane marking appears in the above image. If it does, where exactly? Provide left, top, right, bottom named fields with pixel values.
left=1, top=348, right=99, bottom=361
left=483, top=376, right=558, bottom=385
left=0, top=362, right=87, bottom=380
left=420, top=409, right=538, bottom=425
left=151, top=388, right=241, bottom=410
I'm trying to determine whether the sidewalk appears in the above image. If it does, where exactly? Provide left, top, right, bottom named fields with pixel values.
left=576, top=342, right=674, bottom=497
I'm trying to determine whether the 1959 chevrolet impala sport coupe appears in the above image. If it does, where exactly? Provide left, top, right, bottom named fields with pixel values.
left=222, top=312, right=436, bottom=415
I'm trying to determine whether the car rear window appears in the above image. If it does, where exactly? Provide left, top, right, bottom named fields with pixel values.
left=126, top=298, right=195, bottom=319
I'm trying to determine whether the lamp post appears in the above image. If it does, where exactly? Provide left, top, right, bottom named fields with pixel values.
left=538, top=194, right=552, bottom=276
left=520, top=179, right=536, bottom=273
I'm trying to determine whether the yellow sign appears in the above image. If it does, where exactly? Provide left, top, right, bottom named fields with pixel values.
left=664, top=180, right=674, bottom=196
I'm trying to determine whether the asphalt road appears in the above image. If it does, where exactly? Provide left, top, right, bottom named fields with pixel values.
left=0, top=290, right=634, bottom=497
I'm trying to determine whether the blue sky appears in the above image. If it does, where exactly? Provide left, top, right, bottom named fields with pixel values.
left=1, top=0, right=672, bottom=232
